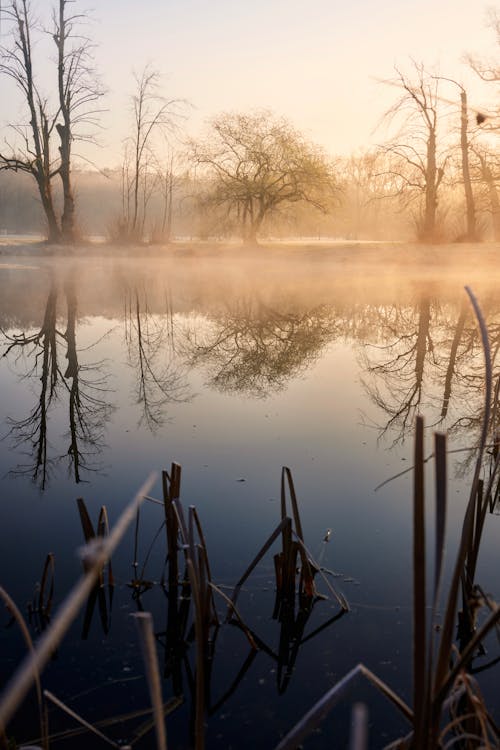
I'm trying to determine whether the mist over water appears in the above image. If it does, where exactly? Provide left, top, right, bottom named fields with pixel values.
left=0, top=252, right=499, bottom=747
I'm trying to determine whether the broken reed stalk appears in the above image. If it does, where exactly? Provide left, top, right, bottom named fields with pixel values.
left=278, top=468, right=317, bottom=600
left=171, top=498, right=207, bottom=750
left=26, top=698, right=183, bottom=747
left=281, top=467, right=305, bottom=543
left=77, top=499, right=114, bottom=589
left=290, top=531, right=349, bottom=612
left=208, top=582, right=257, bottom=650
left=162, top=463, right=181, bottom=593
left=190, top=506, right=219, bottom=626
left=98, top=505, right=115, bottom=589
left=0, top=586, right=47, bottom=750
left=349, top=703, right=368, bottom=750
left=77, top=497, right=97, bottom=544
left=76, top=500, right=115, bottom=637
left=228, top=517, right=290, bottom=617
left=0, top=473, right=157, bottom=735
left=38, top=553, right=55, bottom=620
left=133, top=612, right=168, bottom=750
left=273, top=663, right=413, bottom=750
left=43, top=690, right=122, bottom=749
left=229, top=465, right=347, bottom=623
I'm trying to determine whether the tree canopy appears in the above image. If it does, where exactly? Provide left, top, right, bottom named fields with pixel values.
left=190, top=110, right=337, bottom=243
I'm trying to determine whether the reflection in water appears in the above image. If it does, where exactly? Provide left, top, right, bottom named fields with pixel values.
left=184, top=298, right=339, bottom=397
left=3, top=266, right=500, bottom=490
left=1, top=278, right=112, bottom=488
left=358, top=294, right=496, bottom=449
left=124, top=286, right=190, bottom=431
left=2, top=262, right=500, bottom=747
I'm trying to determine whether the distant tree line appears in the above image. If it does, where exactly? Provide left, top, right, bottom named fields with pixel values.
left=0, top=1, right=498, bottom=244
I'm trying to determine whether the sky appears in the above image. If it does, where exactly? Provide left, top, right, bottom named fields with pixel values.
left=0, top=0, right=498, bottom=168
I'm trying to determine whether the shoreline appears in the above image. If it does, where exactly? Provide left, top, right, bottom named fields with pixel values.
left=0, top=237, right=499, bottom=274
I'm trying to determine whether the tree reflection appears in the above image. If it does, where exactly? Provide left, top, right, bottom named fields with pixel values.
left=360, top=296, right=436, bottom=442
left=63, top=281, right=111, bottom=483
left=1, top=278, right=112, bottom=488
left=124, top=286, right=189, bottom=430
left=184, top=298, right=339, bottom=397
left=359, top=295, right=491, bottom=445
left=358, top=290, right=500, bottom=494
left=2, top=285, right=59, bottom=487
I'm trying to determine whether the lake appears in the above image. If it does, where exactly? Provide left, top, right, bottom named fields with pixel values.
left=0, top=251, right=499, bottom=748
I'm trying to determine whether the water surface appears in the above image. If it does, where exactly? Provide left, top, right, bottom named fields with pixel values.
left=0, top=254, right=499, bottom=748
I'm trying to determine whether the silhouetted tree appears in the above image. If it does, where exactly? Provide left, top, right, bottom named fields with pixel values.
left=53, top=0, right=104, bottom=240
left=0, top=0, right=103, bottom=241
left=378, top=62, right=450, bottom=242
left=0, top=1, right=60, bottom=241
left=189, top=110, right=338, bottom=244
left=119, top=67, right=185, bottom=241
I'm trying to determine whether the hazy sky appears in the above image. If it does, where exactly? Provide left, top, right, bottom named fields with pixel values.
left=0, top=0, right=498, bottom=167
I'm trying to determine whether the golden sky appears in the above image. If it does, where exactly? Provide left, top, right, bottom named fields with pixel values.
left=0, top=0, right=498, bottom=166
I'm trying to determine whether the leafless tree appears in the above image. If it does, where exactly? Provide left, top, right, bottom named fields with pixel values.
left=52, top=0, right=104, bottom=240
left=0, top=0, right=103, bottom=242
left=120, top=66, right=185, bottom=241
left=378, top=62, right=450, bottom=242
left=0, top=0, right=60, bottom=241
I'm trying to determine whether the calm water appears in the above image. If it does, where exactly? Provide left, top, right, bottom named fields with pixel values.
left=0, top=255, right=499, bottom=748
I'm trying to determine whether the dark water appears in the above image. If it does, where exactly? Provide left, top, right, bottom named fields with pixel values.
left=0, top=255, right=499, bottom=748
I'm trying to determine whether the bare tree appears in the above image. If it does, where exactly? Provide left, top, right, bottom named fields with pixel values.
left=189, top=110, right=338, bottom=244
left=0, top=0, right=103, bottom=242
left=52, top=0, right=104, bottom=241
left=120, top=66, right=185, bottom=241
left=0, top=0, right=61, bottom=241
left=378, top=62, right=450, bottom=242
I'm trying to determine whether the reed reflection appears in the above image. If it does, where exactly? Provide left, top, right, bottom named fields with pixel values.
left=1, top=277, right=112, bottom=488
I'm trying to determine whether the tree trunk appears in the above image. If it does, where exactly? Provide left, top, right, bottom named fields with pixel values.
left=40, top=189, right=61, bottom=243
left=57, top=0, right=76, bottom=242
left=460, top=91, right=477, bottom=241
left=15, top=2, right=61, bottom=242
left=57, top=124, right=75, bottom=241
left=422, top=129, right=438, bottom=242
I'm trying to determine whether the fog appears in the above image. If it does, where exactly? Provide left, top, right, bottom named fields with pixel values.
left=1, top=163, right=499, bottom=244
